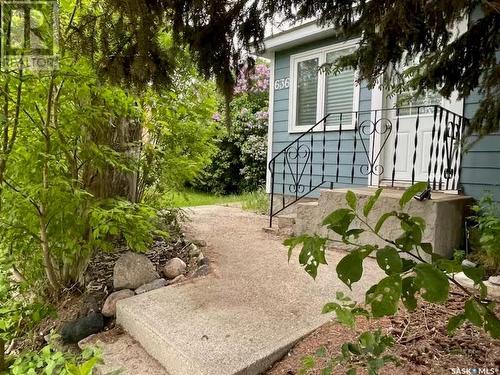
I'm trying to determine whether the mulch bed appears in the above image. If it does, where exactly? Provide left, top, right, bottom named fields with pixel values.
left=266, top=288, right=500, bottom=375
left=31, top=233, right=200, bottom=350
left=82, top=236, right=195, bottom=307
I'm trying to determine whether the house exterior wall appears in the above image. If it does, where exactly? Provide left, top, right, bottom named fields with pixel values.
left=268, top=26, right=500, bottom=203
left=459, top=8, right=500, bottom=202
left=270, top=36, right=372, bottom=197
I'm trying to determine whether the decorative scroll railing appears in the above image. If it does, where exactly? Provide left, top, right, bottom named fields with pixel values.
left=268, top=105, right=469, bottom=227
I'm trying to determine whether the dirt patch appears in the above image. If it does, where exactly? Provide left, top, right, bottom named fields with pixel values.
left=266, top=288, right=500, bottom=375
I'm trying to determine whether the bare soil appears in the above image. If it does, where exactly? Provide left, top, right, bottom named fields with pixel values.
left=266, top=288, right=500, bottom=375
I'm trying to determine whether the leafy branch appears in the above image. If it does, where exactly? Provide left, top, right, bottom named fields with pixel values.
left=285, top=183, right=500, bottom=374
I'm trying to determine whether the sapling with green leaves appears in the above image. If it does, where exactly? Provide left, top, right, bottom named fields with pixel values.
left=285, top=182, right=500, bottom=374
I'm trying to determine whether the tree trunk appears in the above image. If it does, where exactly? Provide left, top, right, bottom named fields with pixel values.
left=38, top=75, right=60, bottom=292
left=83, top=117, right=142, bottom=202
left=39, top=209, right=60, bottom=291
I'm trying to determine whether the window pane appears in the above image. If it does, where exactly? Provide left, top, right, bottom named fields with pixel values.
left=296, top=58, right=319, bottom=127
left=324, top=49, right=355, bottom=127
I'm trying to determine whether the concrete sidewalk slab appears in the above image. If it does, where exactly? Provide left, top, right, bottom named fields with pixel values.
left=117, top=205, right=384, bottom=375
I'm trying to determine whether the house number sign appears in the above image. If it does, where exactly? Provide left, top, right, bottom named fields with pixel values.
left=274, top=77, right=290, bottom=90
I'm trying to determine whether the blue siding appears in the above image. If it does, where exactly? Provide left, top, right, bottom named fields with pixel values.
left=460, top=8, right=500, bottom=202
left=271, top=36, right=371, bottom=195
left=270, top=14, right=500, bottom=202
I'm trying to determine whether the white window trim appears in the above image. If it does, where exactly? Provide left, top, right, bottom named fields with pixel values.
left=288, top=39, right=361, bottom=134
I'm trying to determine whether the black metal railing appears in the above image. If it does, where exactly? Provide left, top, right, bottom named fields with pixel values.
left=268, top=105, right=469, bottom=227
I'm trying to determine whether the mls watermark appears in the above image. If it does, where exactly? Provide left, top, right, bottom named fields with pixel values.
left=0, top=0, right=59, bottom=71
left=450, top=368, right=499, bottom=375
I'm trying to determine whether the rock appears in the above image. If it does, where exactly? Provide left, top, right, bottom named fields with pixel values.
left=135, top=278, right=167, bottom=294
left=167, top=274, right=186, bottom=285
left=102, top=289, right=135, bottom=317
left=60, top=312, right=104, bottom=344
left=77, top=333, right=99, bottom=350
left=197, top=254, right=209, bottom=267
left=461, top=259, right=477, bottom=268
left=194, top=264, right=210, bottom=277
left=188, top=243, right=201, bottom=258
left=488, top=275, right=500, bottom=286
left=113, top=252, right=159, bottom=290
left=163, top=257, right=187, bottom=279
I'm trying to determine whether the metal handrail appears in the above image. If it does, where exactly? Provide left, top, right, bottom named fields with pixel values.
left=268, top=105, right=469, bottom=227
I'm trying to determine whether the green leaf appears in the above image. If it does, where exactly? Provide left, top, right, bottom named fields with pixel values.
left=284, top=235, right=309, bottom=262
left=300, top=355, right=315, bottom=374
left=374, top=211, right=396, bottom=233
left=315, top=346, right=327, bottom=357
left=484, top=310, right=500, bottom=339
left=447, top=313, right=466, bottom=335
left=366, top=275, right=402, bottom=317
left=284, top=235, right=328, bottom=279
left=401, top=258, right=416, bottom=272
left=401, top=276, right=418, bottom=311
left=321, top=365, right=333, bottom=375
left=336, top=291, right=351, bottom=302
left=420, top=242, right=433, bottom=255
left=464, top=299, right=484, bottom=327
left=336, top=250, right=363, bottom=289
left=359, top=331, right=376, bottom=350
left=399, top=182, right=428, bottom=208
left=363, top=188, right=383, bottom=217
left=322, top=302, right=341, bottom=314
left=346, top=368, right=357, bottom=375
left=462, top=265, right=485, bottom=284
left=435, top=259, right=462, bottom=274
left=367, top=358, right=385, bottom=374
left=347, top=343, right=361, bottom=355
left=336, top=307, right=356, bottom=328
left=345, top=228, right=364, bottom=239
left=346, top=190, right=357, bottom=210
left=322, top=208, right=355, bottom=236
left=376, top=246, right=402, bottom=275
left=414, top=264, right=449, bottom=303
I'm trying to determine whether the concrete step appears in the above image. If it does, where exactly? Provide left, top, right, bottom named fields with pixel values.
left=301, top=187, right=472, bottom=259
left=276, top=213, right=296, bottom=236
left=295, top=201, right=319, bottom=236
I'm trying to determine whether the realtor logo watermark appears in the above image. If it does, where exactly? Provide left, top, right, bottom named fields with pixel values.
left=0, top=0, right=59, bottom=71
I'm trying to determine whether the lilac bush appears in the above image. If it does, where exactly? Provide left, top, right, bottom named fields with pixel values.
left=194, top=63, right=270, bottom=194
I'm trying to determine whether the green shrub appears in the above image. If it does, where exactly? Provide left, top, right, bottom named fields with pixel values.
left=470, top=195, right=500, bottom=274
left=193, top=63, right=269, bottom=194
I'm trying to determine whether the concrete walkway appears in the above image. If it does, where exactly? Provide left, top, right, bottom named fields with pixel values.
left=117, top=205, right=384, bottom=375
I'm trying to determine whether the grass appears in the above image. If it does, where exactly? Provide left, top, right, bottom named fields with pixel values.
left=165, top=188, right=269, bottom=214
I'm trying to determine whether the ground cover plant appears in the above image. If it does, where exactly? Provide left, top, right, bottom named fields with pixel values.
left=285, top=183, right=500, bottom=374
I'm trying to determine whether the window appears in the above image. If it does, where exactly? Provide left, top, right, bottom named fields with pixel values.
left=289, top=41, right=360, bottom=132
left=296, top=58, right=319, bottom=127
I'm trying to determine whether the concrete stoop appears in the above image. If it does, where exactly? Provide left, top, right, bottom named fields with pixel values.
left=294, top=187, right=472, bottom=259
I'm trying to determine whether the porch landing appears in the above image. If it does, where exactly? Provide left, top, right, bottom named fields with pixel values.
left=116, top=205, right=384, bottom=375
left=294, top=187, right=473, bottom=259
